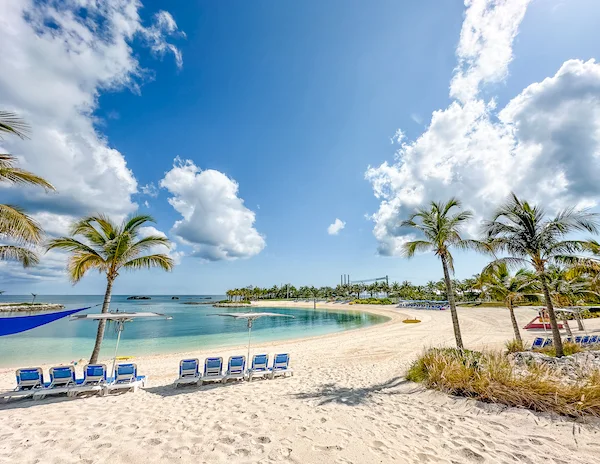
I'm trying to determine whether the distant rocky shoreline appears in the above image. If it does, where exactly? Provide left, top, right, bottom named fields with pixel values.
left=0, top=303, right=65, bottom=312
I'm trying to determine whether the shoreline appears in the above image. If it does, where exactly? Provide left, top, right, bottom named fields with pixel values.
left=0, top=303, right=65, bottom=312
left=0, top=302, right=392, bottom=371
left=2, top=302, right=600, bottom=463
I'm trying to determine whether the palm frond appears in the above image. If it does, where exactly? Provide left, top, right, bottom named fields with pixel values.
left=0, top=204, right=42, bottom=244
left=0, top=111, right=30, bottom=139
left=67, top=252, right=107, bottom=283
left=483, top=257, right=530, bottom=274
left=123, top=235, right=170, bottom=259
left=0, top=155, right=54, bottom=190
left=70, top=218, right=109, bottom=247
left=122, top=254, right=174, bottom=272
left=0, top=245, right=39, bottom=267
left=123, top=214, right=155, bottom=234
left=401, top=240, right=432, bottom=258
left=46, top=237, right=104, bottom=258
left=71, top=215, right=118, bottom=241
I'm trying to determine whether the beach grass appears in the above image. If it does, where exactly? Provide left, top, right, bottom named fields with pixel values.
left=406, top=348, right=600, bottom=418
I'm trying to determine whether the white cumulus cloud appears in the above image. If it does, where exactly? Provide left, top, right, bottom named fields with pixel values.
left=160, top=158, right=266, bottom=261
left=138, top=226, right=184, bottom=265
left=327, top=218, right=346, bottom=236
left=366, top=0, right=600, bottom=257
left=450, top=0, right=531, bottom=102
left=0, top=0, right=183, bottom=283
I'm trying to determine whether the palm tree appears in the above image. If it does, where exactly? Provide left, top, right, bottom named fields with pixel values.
left=481, top=263, right=538, bottom=343
left=402, top=198, right=482, bottom=349
left=0, top=112, right=55, bottom=267
left=545, top=265, right=599, bottom=333
left=482, top=193, right=599, bottom=357
left=46, top=214, right=174, bottom=363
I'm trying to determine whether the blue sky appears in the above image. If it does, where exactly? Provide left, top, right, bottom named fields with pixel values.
left=1, top=0, right=600, bottom=294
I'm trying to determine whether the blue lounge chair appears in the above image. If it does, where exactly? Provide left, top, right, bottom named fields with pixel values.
left=105, top=363, right=146, bottom=394
left=174, top=359, right=200, bottom=387
left=531, top=337, right=544, bottom=349
left=575, top=336, right=583, bottom=344
left=199, top=357, right=224, bottom=385
left=589, top=335, right=598, bottom=345
left=542, top=338, right=553, bottom=347
left=269, top=353, right=293, bottom=379
left=67, top=364, right=107, bottom=397
left=248, top=354, right=269, bottom=381
left=564, top=337, right=573, bottom=344
left=581, top=335, right=591, bottom=345
left=223, top=356, right=246, bottom=383
left=33, top=366, right=77, bottom=400
left=1, top=367, right=44, bottom=402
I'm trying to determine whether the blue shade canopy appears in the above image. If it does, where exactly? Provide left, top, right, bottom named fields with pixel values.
left=0, top=307, right=90, bottom=337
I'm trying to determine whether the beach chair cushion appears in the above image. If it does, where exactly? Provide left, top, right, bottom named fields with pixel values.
left=203, top=357, right=223, bottom=377
left=114, top=363, right=137, bottom=383
left=251, top=354, right=269, bottom=371
left=16, top=368, right=44, bottom=390
left=531, top=337, right=544, bottom=349
left=180, top=359, right=200, bottom=377
left=227, top=356, right=245, bottom=375
left=84, top=364, right=107, bottom=384
left=49, top=366, right=76, bottom=386
left=222, top=356, right=246, bottom=383
left=272, top=353, right=290, bottom=370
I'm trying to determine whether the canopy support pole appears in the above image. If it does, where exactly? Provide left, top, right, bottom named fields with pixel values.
left=111, top=321, right=124, bottom=379
left=247, top=319, right=253, bottom=367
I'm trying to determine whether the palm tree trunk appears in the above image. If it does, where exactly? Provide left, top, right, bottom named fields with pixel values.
left=89, top=277, right=115, bottom=364
left=539, top=274, right=564, bottom=357
left=562, top=318, right=572, bottom=337
left=576, top=312, right=584, bottom=331
left=507, top=302, right=522, bottom=344
left=441, top=254, right=463, bottom=349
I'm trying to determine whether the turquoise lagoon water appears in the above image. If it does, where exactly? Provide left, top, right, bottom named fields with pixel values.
left=0, top=295, right=386, bottom=367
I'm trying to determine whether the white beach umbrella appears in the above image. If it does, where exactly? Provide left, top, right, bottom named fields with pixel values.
left=214, top=312, right=295, bottom=364
left=71, top=311, right=172, bottom=376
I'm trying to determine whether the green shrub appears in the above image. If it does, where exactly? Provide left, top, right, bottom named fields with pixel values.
left=534, top=341, right=583, bottom=357
left=505, top=339, right=524, bottom=354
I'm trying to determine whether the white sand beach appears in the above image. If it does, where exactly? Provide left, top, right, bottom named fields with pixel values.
left=1, top=302, right=599, bottom=464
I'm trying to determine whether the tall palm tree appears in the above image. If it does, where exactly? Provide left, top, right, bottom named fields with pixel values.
left=0, top=111, right=54, bottom=267
left=402, top=198, right=482, bottom=349
left=482, top=193, right=599, bottom=357
left=47, top=214, right=174, bottom=363
left=481, top=263, right=538, bottom=343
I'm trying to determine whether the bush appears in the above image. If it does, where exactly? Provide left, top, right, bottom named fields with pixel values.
left=534, top=341, right=583, bottom=357
left=406, top=348, right=600, bottom=418
left=505, top=339, right=524, bottom=354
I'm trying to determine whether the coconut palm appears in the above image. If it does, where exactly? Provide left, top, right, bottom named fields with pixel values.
left=481, top=263, right=538, bottom=343
left=401, top=198, right=483, bottom=349
left=482, top=193, right=599, bottom=357
left=0, top=112, right=54, bottom=267
left=46, top=214, right=174, bottom=363
left=545, top=265, right=598, bottom=307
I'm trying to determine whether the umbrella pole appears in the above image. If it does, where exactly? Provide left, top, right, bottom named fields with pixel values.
left=247, top=319, right=253, bottom=368
left=111, top=321, right=124, bottom=380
